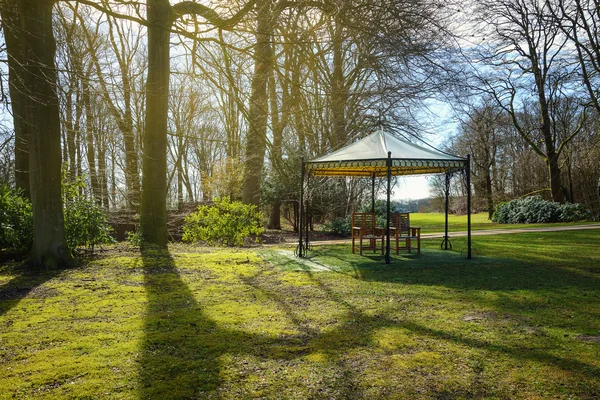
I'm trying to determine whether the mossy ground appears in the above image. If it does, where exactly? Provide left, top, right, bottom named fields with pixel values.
left=1, top=231, right=599, bottom=399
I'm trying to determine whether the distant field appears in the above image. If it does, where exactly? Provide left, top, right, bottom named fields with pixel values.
left=410, top=212, right=595, bottom=233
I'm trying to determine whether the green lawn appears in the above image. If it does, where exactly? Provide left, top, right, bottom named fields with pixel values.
left=410, top=212, right=596, bottom=232
left=1, top=231, right=599, bottom=399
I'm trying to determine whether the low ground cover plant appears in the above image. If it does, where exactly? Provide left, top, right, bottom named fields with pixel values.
left=492, top=195, right=590, bottom=223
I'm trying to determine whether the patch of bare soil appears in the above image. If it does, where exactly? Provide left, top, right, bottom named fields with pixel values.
left=576, top=335, right=600, bottom=343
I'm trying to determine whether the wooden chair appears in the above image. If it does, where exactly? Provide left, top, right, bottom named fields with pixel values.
left=390, top=212, right=421, bottom=255
left=352, top=212, right=384, bottom=255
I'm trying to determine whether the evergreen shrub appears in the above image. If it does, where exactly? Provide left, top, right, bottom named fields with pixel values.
left=323, top=216, right=351, bottom=236
left=0, top=185, right=33, bottom=254
left=492, top=195, right=591, bottom=223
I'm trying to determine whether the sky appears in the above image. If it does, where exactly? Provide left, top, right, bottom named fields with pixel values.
left=394, top=176, right=433, bottom=200
left=392, top=100, right=459, bottom=200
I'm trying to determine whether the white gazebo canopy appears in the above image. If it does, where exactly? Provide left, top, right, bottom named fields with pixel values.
left=306, top=130, right=466, bottom=177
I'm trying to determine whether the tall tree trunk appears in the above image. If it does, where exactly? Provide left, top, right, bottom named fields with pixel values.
left=121, top=71, right=141, bottom=209
left=140, top=0, right=171, bottom=246
left=331, top=16, right=346, bottom=148
left=65, top=90, right=77, bottom=180
left=533, top=49, right=564, bottom=203
left=98, top=136, right=109, bottom=208
left=82, top=70, right=101, bottom=204
left=18, top=0, right=73, bottom=268
left=267, top=69, right=283, bottom=229
left=242, top=0, right=273, bottom=206
left=1, top=1, right=30, bottom=198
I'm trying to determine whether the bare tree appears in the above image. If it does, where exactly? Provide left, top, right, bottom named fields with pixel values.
left=473, top=0, right=585, bottom=203
left=548, top=0, right=600, bottom=114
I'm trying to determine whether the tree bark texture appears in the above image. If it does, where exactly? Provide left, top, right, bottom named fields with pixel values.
left=242, top=0, right=273, bottom=206
left=17, top=0, right=73, bottom=268
left=140, top=0, right=171, bottom=246
left=1, top=1, right=30, bottom=198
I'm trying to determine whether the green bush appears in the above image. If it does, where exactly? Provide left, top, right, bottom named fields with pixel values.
left=182, top=197, right=264, bottom=246
left=62, top=174, right=114, bottom=250
left=559, top=202, right=591, bottom=222
left=0, top=176, right=113, bottom=255
left=0, top=185, right=33, bottom=254
left=492, top=196, right=590, bottom=224
left=323, top=216, right=351, bottom=236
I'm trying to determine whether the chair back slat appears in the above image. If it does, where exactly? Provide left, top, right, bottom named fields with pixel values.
left=392, top=212, right=411, bottom=236
left=352, top=212, right=376, bottom=230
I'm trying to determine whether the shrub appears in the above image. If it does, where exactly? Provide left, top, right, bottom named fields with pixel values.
left=492, top=195, right=590, bottom=224
left=323, top=216, right=351, bottom=237
left=63, top=174, right=114, bottom=250
left=559, top=203, right=591, bottom=222
left=182, top=197, right=264, bottom=246
left=0, top=176, right=113, bottom=255
left=0, top=185, right=33, bottom=254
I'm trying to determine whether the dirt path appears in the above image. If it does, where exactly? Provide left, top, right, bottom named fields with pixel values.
left=302, top=223, right=600, bottom=246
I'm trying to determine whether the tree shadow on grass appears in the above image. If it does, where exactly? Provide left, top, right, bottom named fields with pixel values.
left=139, top=246, right=226, bottom=398
left=243, top=263, right=600, bottom=397
left=305, top=245, right=599, bottom=292
left=138, top=245, right=600, bottom=397
left=0, top=261, right=74, bottom=317
left=138, top=247, right=398, bottom=398
left=302, top=245, right=600, bottom=334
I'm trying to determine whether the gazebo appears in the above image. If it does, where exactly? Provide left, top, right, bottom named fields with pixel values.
left=298, top=130, right=472, bottom=263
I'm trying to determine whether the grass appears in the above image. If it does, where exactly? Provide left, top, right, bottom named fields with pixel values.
left=410, top=212, right=596, bottom=232
left=1, top=231, right=599, bottom=399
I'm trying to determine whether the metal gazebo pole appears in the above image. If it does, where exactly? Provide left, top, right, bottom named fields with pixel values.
left=298, top=158, right=305, bottom=258
left=385, top=151, right=392, bottom=264
left=305, top=173, right=309, bottom=251
left=466, top=155, right=472, bottom=259
left=371, top=172, right=376, bottom=213
left=442, top=172, right=451, bottom=250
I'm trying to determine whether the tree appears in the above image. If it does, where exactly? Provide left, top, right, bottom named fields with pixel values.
left=1, top=1, right=30, bottom=198
left=5, top=0, right=73, bottom=268
left=140, top=0, right=257, bottom=246
left=473, top=0, right=585, bottom=203
left=548, top=0, right=600, bottom=114
left=454, top=102, right=503, bottom=219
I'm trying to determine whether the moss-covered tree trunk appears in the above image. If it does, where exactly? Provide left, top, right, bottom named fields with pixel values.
left=18, top=0, right=73, bottom=268
left=242, top=0, right=273, bottom=206
left=140, top=0, right=171, bottom=246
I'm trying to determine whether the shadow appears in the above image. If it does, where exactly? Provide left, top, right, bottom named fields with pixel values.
left=257, top=246, right=600, bottom=382
left=304, top=245, right=599, bottom=292
left=139, top=247, right=379, bottom=398
left=138, top=244, right=600, bottom=397
left=400, top=319, right=600, bottom=379
left=0, top=261, right=73, bottom=317
left=139, top=246, right=228, bottom=398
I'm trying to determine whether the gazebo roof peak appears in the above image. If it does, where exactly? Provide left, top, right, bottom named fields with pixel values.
left=306, top=130, right=466, bottom=177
